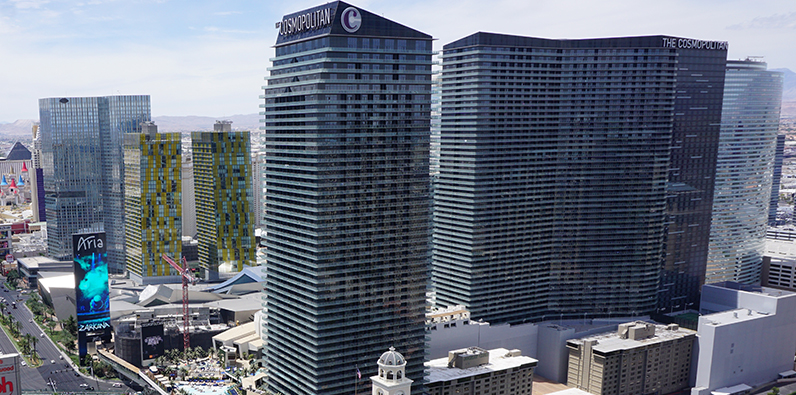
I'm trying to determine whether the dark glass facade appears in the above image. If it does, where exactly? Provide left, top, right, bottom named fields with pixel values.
left=435, top=33, right=727, bottom=323
left=659, top=47, right=728, bottom=311
left=262, top=2, right=432, bottom=395
left=771, top=134, right=785, bottom=225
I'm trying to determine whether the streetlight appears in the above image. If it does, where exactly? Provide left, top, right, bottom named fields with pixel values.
left=90, top=360, right=100, bottom=390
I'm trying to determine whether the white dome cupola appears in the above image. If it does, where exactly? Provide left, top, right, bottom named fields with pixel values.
left=371, top=347, right=412, bottom=395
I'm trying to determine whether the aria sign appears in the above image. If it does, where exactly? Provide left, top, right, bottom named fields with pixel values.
left=276, top=6, right=362, bottom=36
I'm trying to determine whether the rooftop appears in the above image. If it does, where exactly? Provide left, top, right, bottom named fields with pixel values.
left=426, top=348, right=537, bottom=384
left=765, top=238, right=796, bottom=260
left=567, top=322, right=695, bottom=354
left=707, top=281, right=796, bottom=298
left=700, top=308, right=769, bottom=326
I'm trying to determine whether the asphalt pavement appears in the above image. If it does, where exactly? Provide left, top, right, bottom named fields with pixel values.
left=0, top=279, right=137, bottom=392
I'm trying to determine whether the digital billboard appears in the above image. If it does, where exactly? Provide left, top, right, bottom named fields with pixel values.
left=0, top=354, right=22, bottom=395
left=73, top=231, right=111, bottom=333
left=141, top=323, right=165, bottom=364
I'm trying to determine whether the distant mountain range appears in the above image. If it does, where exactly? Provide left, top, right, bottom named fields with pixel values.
left=772, top=68, right=796, bottom=103
left=1, top=68, right=794, bottom=138
left=0, top=119, right=36, bottom=138
left=151, top=113, right=261, bottom=133
left=0, top=114, right=262, bottom=139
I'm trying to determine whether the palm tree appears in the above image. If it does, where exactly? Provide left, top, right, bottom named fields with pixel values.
left=169, top=348, right=181, bottom=363
left=18, top=337, right=29, bottom=355
left=63, top=336, right=77, bottom=353
left=27, top=333, right=38, bottom=353
left=11, top=321, right=21, bottom=338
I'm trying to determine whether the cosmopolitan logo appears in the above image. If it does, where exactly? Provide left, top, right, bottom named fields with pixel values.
left=661, top=37, right=728, bottom=50
left=341, top=7, right=361, bottom=33
left=144, top=335, right=163, bottom=347
left=76, top=235, right=103, bottom=253
left=277, top=8, right=332, bottom=36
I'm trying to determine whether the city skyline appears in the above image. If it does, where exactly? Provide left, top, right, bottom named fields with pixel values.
left=1, top=0, right=795, bottom=122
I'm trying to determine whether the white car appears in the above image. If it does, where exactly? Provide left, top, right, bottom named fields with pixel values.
left=80, top=384, right=88, bottom=388
left=50, top=360, right=55, bottom=364
left=112, top=383, right=122, bottom=388
left=20, top=361, right=26, bottom=366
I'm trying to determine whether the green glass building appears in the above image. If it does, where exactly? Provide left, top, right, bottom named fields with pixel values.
left=124, top=122, right=182, bottom=285
left=192, top=121, right=256, bottom=280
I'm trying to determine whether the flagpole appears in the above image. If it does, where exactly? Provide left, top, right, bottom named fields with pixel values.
left=355, top=364, right=361, bottom=395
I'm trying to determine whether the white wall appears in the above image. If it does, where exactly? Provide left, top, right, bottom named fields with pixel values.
left=692, top=286, right=796, bottom=394
left=427, top=321, right=538, bottom=361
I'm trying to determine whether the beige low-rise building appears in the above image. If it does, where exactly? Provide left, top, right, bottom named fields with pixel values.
left=426, top=347, right=537, bottom=395
left=566, top=321, right=695, bottom=395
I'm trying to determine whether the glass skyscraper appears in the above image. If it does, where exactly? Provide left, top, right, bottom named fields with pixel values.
left=124, top=122, right=183, bottom=285
left=706, top=60, right=783, bottom=284
left=434, top=34, right=727, bottom=324
left=659, top=46, right=728, bottom=312
left=263, top=2, right=432, bottom=395
left=39, top=95, right=150, bottom=272
left=771, top=134, right=786, bottom=225
left=192, top=121, right=256, bottom=280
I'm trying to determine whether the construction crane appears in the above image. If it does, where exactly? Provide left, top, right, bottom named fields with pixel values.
left=162, top=254, right=195, bottom=351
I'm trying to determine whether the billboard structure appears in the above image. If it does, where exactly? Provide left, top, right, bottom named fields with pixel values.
left=0, top=354, right=22, bottom=395
left=140, top=323, right=165, bottom=365
left=73, top=231, right=111, bottom=363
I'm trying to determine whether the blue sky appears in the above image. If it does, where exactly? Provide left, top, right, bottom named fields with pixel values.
left=1, top=0, right=794, bottom=122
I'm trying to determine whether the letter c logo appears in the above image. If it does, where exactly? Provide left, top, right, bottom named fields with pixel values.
left=341, top=7, right=361, bottom=33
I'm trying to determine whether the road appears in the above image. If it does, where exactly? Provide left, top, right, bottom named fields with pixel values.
left=0, top=279, right=139, bottom=392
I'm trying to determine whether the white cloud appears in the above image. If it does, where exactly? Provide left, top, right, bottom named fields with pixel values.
left=728, top=12, right=796, bottom=30
left=1, top=0, right=795, bottom=122
left=9, top=0, right=49, bottom=10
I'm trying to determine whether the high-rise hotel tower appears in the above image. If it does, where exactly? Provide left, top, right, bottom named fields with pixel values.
left=706, top=60, right=783, bottom=284
left=263, top=2, right=432, bottom=395
left=434, top=34, right=727, bottom=323
left=192, top=121, right=256, bottom=280
left=39, top=95, right=150, bottom=273
left=124, top=122, right=183, bottom=285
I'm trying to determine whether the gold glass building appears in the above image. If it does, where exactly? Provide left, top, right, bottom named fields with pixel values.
left=192, top=121, right=256, bottom=280
left=124, top=122, right=183, bottom=285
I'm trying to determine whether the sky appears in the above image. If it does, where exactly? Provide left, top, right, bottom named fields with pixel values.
left=1, top=0, right=795, bottom=122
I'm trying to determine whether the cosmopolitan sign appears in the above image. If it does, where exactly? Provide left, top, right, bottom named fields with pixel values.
left=661, top=37, right=728, bottom=50
left=276, top=7, right=333, bottom=36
